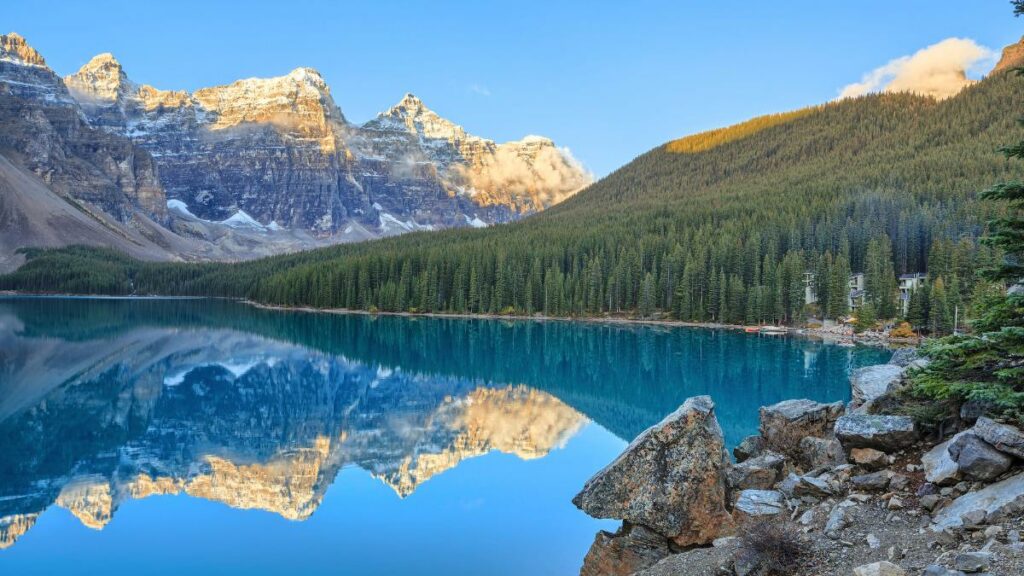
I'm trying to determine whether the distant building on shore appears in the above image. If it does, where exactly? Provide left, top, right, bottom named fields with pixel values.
left=898, top=272, right=927, bottom=315
left=848, top=273, right=865, bottom=310
left=804, top=272, right=818, bottom=305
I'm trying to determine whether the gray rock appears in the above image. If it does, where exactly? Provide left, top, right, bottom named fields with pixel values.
left=973, top=416, right=1024, bottom=460
left=793, top=475, right=834, bottom=498
left=734, top=489, right=786, bottom=519
left=948, top=433, right=1013, bottom=482
left=776, top=473, right=800, bottom=498
left=579, top=522, right=671, bottom=576
left=922, top=566, right=965, bottom=576
left=920, top=494, right=944, bottom=511
left=835, top=414, right=918, bottom=451
left=799, top=435, right=846, bottom=469
left=852, top=561, right=906, bottom=576
left=889, top=473, right=911, bottom=492
left=960, top=509, right=987, bottom=528
left=866, top=533, right=881, bottom=549
left=825, top=503, right=850, bottom=536
left=727, top=451, right=786, bottom=491
left=573, top=396, right=733, bottom=547
left=953, top=551, right=991, bottom=572
left=923, top=434, right=966, bottom=486
left=711, top=535, right=737, bottom=548
left=908, top=358, right=932, bottom=370
left=888, top=347, right=920, bottom=367
left=759, top=399, right=845, bottom=458
left=732, top=435, right=765, bottom=463
left=959, top=401, right=991, bottom=424
left=798, top=508, right=815, bottom=525
left=850, top=364, right=905, bottom=411
left=932, top=471, right=1024, bottom=530
left=851, top=470, right=894, bottom=491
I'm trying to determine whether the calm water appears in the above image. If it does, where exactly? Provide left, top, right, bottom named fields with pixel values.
left=0, top=297, right=890, bottom=575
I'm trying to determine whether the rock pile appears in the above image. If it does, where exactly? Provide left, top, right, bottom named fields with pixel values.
left=573, top=349, right=1024, bottom=575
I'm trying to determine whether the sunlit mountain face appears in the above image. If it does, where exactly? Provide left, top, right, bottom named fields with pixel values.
left=0, top=297, right=888, bottom=572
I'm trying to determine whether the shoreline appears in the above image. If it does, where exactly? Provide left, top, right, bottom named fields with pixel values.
left=242, top=300, right=916, bottom=348
left=0, top=290, right=917, bottom=347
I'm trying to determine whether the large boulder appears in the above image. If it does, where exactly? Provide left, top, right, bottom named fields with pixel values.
left=931, top=471, right=1024, bottom=530
left=759, top=399, right=844, bottom=458
left=834, top=414, right=918, bottom=451
left=573, top=396, right=734, bottom=547
left=948, top=433, right=1013, bottom=482
left=973, top=416, right=1024, bottom=460
left=579, top=523, right=671, bottom=576
left=849, top=364, right=905, bottom=411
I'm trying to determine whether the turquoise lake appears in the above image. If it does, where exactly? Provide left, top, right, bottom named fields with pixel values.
left=0, top=297, right=890, bottom=575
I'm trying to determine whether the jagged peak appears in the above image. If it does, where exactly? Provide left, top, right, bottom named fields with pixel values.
left=0, top=32, right=47, bottom=67
left=515, top=135, right=554, bottom=145
left=85, top=52, right=120, bottom=67
left=367, top=92, right=478, bottom=143
left=65, top=52, right=133, bottom=103
left=195, top=66, right=334, bottom=102
left=398, top=92, right=423, bottom=107
left=287, top=66, right=326, bottom=84
left=993, top=36, right=1024, bottom=74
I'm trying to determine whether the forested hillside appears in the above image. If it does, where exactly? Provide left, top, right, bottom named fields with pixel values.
left=4, top=69, right=1022, bottom=330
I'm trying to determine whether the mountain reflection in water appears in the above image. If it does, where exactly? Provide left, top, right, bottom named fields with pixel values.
left=0, top=297, right=889, bottom=570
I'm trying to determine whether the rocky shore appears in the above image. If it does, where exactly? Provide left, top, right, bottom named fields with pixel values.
left=573, top=348, right=1024, bottom=575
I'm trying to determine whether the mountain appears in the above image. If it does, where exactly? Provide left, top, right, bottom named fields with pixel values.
left=0, top=33, right=194, bottom=270
left=0, top=33, right=589, bottom=270
left=61, top=49, right=588, bottom=233
left=5, top=39, right=1024, bottom=327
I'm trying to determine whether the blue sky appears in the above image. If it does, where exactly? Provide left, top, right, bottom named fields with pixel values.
left=5, top=1, right=1022, bottom=176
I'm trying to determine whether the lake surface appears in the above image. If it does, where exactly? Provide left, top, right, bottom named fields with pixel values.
left=0, top=297, right=890, bottom=575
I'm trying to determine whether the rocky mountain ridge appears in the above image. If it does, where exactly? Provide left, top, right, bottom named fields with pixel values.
left=60, top=44, right=589, bottom=232
left=0, top=32, right=590, bottom=269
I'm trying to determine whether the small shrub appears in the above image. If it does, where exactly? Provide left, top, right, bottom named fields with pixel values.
left=889, top=321, right=916, bottom=339
left=734, top=519, right=809, bottom=576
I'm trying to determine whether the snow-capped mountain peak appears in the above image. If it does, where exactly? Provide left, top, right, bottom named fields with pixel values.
left=367, top=92, right=476, bottom=144
left=0, top=32, right=47, bottom=67
left=65, top=53, right=134, bottom=103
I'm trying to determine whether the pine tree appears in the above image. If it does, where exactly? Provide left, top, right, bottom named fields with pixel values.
left=639, top=273, right=655, bottom=318
left=928, top=277, right=951, bottom=335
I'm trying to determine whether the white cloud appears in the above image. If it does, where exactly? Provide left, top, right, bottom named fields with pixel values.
left=456, top=141, right=593, bottom=209
left=469, top=83, right=492, bottom=97
left=838, top=38, right=995, bottom=100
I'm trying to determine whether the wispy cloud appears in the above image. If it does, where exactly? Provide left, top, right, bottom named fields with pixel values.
left=468, top=83, right=491, bottom=97
left=838, top=38, right=995, bottom=101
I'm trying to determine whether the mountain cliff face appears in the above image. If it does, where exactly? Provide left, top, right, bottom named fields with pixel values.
left=59, top=46, right=589, bottom=237
left=0, top=32, right=589, bottom=268
left=0, top=35, right=166, bottom=222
